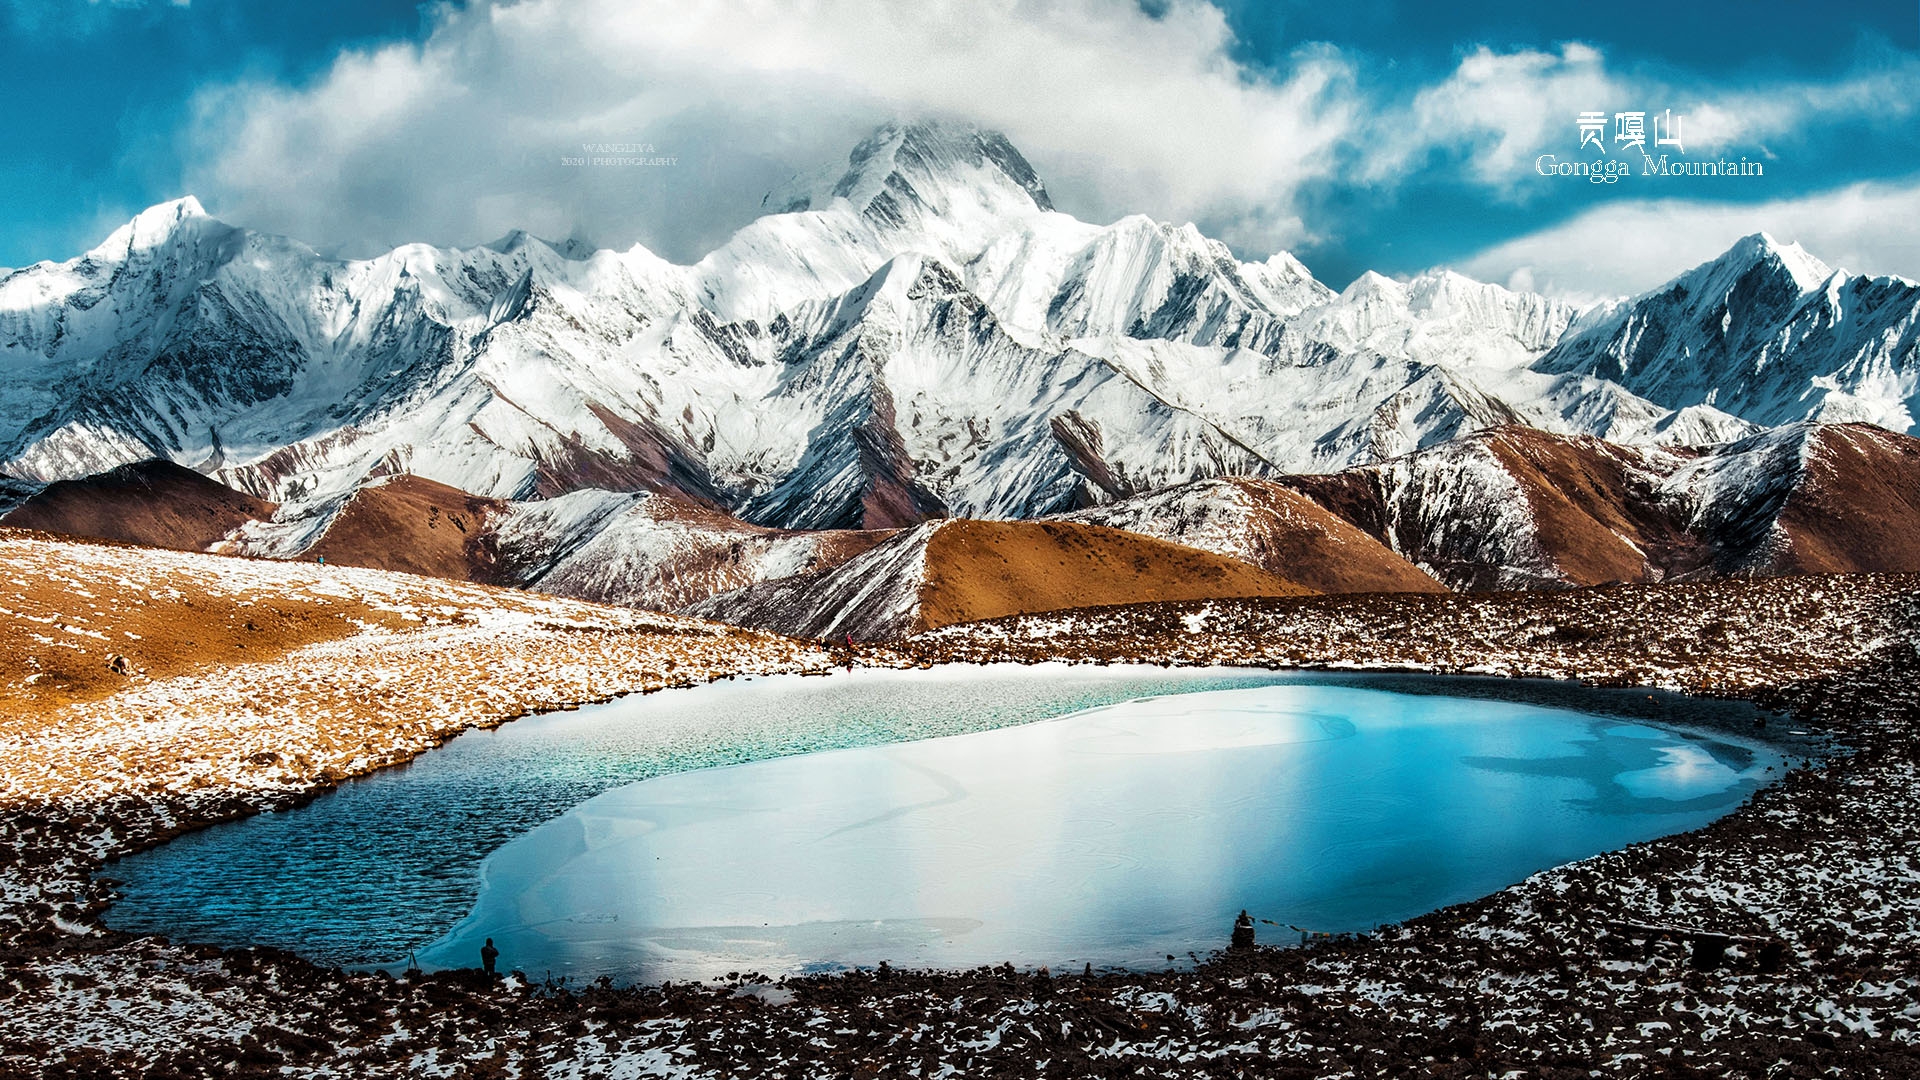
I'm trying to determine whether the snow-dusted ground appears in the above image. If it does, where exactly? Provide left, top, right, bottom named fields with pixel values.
left=0, top=534, right=834, bottom=958
left=1, top=543, right=1917, bottom=1075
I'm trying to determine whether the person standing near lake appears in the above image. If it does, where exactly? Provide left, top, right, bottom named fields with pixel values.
left=1231, top=910, right=1256, bottom=950
left=481, top=938, right=499, bottom=977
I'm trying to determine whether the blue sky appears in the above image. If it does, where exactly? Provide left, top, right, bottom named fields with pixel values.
left=3, top=0, right=1918, bottom=296
left=0, top=1, right=428, bottom=265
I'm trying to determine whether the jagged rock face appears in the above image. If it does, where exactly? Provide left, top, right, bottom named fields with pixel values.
left=1535, top=234, right=1920, bottom=432
left=1, top=124, right=1914, bottom=552
left=489, top=489, right=892, bottom=612
left=740, top=255, right=1289, bottom=528
left=1299, top=270, right=1579, bottom=371
left=1280, top=422, right=1920, bottom=591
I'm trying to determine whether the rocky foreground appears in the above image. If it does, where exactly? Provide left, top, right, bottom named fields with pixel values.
left=0, top=532, right=1916, bottom=1077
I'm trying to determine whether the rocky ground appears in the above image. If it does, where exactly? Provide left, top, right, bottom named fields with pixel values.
left=1, top=534, right=1916, bottom=1077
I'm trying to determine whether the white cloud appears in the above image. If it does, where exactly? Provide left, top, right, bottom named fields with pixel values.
left=180, top=0, right=1360, bottom=262
left=160, top=3, right=1920, bottom=288
left=1366, top=43, right=1622, bottom=187
left=1449, top=180, right=1920, bottom=301
left=1362, top=43, right=1920, bottom=197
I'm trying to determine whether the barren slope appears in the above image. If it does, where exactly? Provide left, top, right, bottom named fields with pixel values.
left=498, top=490, right=894, bottom=612
left=0, top=460, right=276, bottom=553
left=1280, top=422, right=1920, bottom=590
left=0, top=528, right=828, bottom=802
left=1280, top=427, right=1695, bottom=590
left=301, top=475, right=511, bottom=583
left=1057, top=476, right=1446, bottom=594
left=919, top=519, right=1315, bottom=628
left=696, top=518, right=1314, bottom=640
left=1760, top=424, right=1920, bottom=574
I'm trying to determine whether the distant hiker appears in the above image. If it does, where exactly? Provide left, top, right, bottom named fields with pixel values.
left=1757, top=938, right=1787, bottom=974
left=1231, top=910, right=1256, bottom=950
left=481, top=938, right=499, bottom=977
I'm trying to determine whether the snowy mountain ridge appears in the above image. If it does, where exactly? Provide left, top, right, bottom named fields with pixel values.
left=1536, top=232, right=1920, bottom=432
left=1, top=121, right=1915, bottom=538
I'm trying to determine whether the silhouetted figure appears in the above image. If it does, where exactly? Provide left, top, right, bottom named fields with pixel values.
left=481, top=938, right=499, bottom=977
left=1689, top=934, right=1729, bottom=970
left=1757, top=938, right=1787, bottom=974
left=1231, top=910, right=1256, bottom=950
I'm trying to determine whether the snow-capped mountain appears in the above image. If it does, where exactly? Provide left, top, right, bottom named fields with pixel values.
left=0, top=120, right=1912, bottom=548
left=1534, top=233, right=1920, bottom=432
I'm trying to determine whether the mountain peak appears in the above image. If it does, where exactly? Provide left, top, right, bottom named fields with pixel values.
left=88, top=197, right=212, bottom=259
left=481, top=229, right=597, bottom=261
left=1340, top=270, right=1407, bottom=303
left=1721, top=231, right=1833, bottom=294
left=773, top=119, right=1054, bottom=225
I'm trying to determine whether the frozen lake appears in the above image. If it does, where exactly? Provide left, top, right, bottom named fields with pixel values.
left=105, top=666, right=1790, bottom=983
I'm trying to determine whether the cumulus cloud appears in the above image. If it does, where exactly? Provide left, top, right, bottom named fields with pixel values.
left=1365, top=43, right=1622, bottom=187
left=166, top=0, right=1920, bottom=290
left=180, top=0, right=1359, bottom=262
left=1449, top=180, right=1920, bottom=301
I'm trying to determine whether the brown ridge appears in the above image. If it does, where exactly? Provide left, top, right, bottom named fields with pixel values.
left=0, top=459, right=277, bottom=553
left=1067, top=477, right=1446, bottom=594
left=304, top=476, right=511, bottom=583
left=1773, top=423, right=1920, bottom=574
left=1473, top=427, right=1710, bottom=584
left=914, top=519, right=1314, bottom=634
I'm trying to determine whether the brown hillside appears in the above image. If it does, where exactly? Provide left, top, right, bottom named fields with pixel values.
left=1214, top=480, right=1446, bottom=594
left=1283, top=427, right=1707, bottom=590
left=1057, top=477, right=1444, bottom=594
left=1774, top=424, right=1920, bottom=574
left=1474, top=427, right=1710, bottom=584
left=0, top=527, right=406, bottom=711
left=0, top=460, right=276, bottom=553
left=1200, top=479, right=1444, bottom=594
left=305, top=476, right=510, bottom=583
left=916, top=519, right=1314, bottom=633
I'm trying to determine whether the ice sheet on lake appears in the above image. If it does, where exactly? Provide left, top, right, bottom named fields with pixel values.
left=414, top=685, right=1784, bottom=983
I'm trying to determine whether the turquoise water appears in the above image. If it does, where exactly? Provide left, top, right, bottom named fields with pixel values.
left=105, top=666, right=1790, bottom=983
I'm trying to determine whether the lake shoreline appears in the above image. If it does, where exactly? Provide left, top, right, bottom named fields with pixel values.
left=105, top=670, right=1794, bottom=982
left=2, top=555, right=1916, bottom=1075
